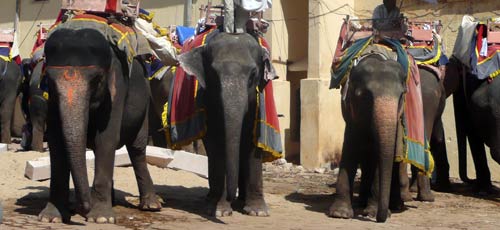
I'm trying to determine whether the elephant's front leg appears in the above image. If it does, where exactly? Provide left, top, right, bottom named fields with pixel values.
left=242, top=148, right=269, bottom=217
left=39, top=122, right=71, bottom=223
left=86, top=143, right=117, bottom=224
left=329, top=128, right=358, bottom=219
left=204, top=138, right=233, bottom=217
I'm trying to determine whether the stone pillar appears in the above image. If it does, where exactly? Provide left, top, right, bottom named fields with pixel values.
left=299, top=0, right=353, bottom=169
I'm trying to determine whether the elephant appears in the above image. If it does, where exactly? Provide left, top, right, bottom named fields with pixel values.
left=328, top=54, right=445, bottom=222
left=178, top=32, right=270, bottom=217
left=20, top=59, right=47, bottom=152
left=0, top=59, right=23, bottom=144
left=433, top=56, right=500, bottom=193
left=38, top=27, right=161, bottom=223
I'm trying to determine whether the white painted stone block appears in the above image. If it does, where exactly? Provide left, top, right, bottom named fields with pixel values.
left=168, top=150, right=208, bottom=179
left=25, top=148, right=131, bottom=181
left=0, top=143, right=7, bottom=153
left=145, top=146, right=174, bottom=167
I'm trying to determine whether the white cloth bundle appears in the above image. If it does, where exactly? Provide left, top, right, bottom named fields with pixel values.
left=134, top=17, right=178, bottom=66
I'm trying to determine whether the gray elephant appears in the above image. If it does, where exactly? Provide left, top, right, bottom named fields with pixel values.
left=328, top=51, right=445, bottom=222
left=21, top=59, right=47, bottom=152
left=38, top=23, right=160, bottom=223
left=178, top=32, right=272, bottom=217
left=0, top=59, right=23, bottom=144
left=433, top=56, right=500, bottom=193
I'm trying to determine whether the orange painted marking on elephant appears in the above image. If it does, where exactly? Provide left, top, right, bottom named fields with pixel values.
left=67, top=87, right=74, bottom=106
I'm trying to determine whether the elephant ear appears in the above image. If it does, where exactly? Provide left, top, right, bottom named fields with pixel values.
left=178, top=46, right=206, bottom=88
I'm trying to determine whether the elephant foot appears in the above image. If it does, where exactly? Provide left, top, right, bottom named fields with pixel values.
left=475, top=184, right=500, bottom=197
left=208, top=200, right=233, bottom=217
left=38, top=202, right=69, bottom=223
left=400, top=190, right=413, bottom=202
left=243, top=198, right=269, bottom=217
left=139, top=193, right=162, bottom=211
left=86, top=203, right=116, bottom=224
left=416, top=190, right=435, bottom=202
left=432, top=179, right=452, bottom=192
left=328, top=199, right=353, bottom=219
left=361, top=203, right=377, bottom=218
left=409, top=181, right=418, bottom=193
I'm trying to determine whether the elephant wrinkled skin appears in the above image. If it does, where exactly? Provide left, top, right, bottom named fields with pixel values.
left=39, top=28, right=160, bottom=224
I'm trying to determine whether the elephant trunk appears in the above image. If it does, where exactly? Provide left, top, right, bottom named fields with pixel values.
left=53, top=71, right=92, bottom=214
left=372, top=97, right=398, bottom=223
left=221, top=91, right=247, bottom=201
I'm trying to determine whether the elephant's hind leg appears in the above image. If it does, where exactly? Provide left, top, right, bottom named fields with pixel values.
left=126, top=117, right=161, bottom=211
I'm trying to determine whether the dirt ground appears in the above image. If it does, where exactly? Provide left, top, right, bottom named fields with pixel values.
left=2, top=143, right=500, bottom=230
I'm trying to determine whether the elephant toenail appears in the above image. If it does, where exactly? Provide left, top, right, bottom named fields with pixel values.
left=52, top=217, right=62, bottom=223
left=40, top=217, right=50, bottom=223
left=96, top=217, right=108, bottom=223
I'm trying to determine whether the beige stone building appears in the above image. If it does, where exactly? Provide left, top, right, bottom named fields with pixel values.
left=2, top=0, right=500, bottom=177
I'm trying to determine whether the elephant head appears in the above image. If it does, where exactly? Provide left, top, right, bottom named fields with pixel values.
left=44, top=28, right=112, bottom=214
left=344, top=54, right=406, bottom=222
left=178, top=32, right=266, bottom=201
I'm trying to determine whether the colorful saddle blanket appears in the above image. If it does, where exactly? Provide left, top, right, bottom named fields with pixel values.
left=164, top=29, right=283, bottom=162
left=453, top=16, right=500, bottom=80
left=406, top=35, right=443, bottom=66
left=471, top=24, right=500, bottom=80
left=48, top=14, right=150, bottom=77
left=330, top=36, right=434, bottom=176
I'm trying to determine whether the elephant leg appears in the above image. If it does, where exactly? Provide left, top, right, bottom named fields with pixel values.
left=329, top=127, right=358, bottom=219
left=148, top=107, right=168, bottom=148
left=30, top=96, right=47, bottom=152
left=468, top=134, right=492, bottom=193
left=39, top=115, right=71, bottom=223
left=409, top=167, right=418, bottom=193
left=416, top=173, right=434, bottom=202
left=359, top=148, right=376, bottom=207
left=203, top=137, right=232, bottom=217
left=399, top=162, right=412, bottom=202
left=389, top=163, right=404, bottom=211
left=430, top=118, right=451, bottom=191
left=86, top=143, right=116, bottom=223
left=31, top=123, right=45, bottom=152
left=363, top=163, right=403, bottom=217
left=127, top=116, right=161, bottom=211
left=0, top=93, right=16, bottom=144
left=242, top=148, right=269, bottom=217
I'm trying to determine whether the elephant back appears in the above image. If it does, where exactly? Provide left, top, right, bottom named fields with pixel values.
left=47, top=14, right=146, bottom=78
